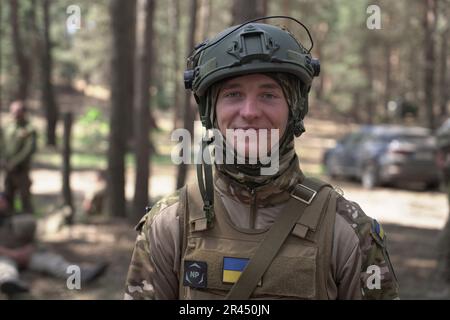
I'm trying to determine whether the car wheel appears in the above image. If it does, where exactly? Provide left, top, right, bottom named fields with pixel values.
left=425, top=181, right=440, bottom=191
left=362, top=164, right=379, bottom=189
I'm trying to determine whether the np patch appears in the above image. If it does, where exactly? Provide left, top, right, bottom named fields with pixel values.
left=183, top=260, right=207, bottom=288
left=222, top=257, right=259, bottom=285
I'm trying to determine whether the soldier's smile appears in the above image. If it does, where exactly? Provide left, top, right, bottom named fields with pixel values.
left=216, top=74, right=289, bottom=159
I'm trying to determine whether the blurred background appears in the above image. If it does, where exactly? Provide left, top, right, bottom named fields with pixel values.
left=0, top=0, right=449, bottom=299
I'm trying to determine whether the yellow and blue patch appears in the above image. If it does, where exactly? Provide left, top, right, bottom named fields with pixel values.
left=222, top=257, right=249, bottom=284
left=371, top=219, right=386, bottom=247
left=373, top=219, right=385, bottom=239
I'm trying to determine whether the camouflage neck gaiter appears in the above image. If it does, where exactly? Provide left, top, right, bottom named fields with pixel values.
left=208, top=72, right=304, bottom=191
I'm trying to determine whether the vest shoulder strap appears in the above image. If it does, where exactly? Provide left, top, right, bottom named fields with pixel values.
left=290, top=177, right=333, bottom=239
left=178, top=184, right=187, bottom=255
left=178, top=184, right=188, bottom=299
left=183, top=182, right=209, bottom=232
left=225, top=190, right=312, bottom=300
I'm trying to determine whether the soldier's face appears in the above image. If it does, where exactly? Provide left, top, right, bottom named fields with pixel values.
left=215, top=74, right=289, bottom=159
left=10, top=101, right=26, bottom=122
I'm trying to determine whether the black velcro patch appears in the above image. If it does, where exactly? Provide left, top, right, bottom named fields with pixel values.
left=183, top=260, right=207, bottom=289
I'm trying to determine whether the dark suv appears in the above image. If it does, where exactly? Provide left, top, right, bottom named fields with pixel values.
left=323, top=125, right=440, bottom=189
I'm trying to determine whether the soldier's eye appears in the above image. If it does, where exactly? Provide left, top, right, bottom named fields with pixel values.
left=223, top=91, right=242, bottom=98
left=261, top=93, right=276, bottom=99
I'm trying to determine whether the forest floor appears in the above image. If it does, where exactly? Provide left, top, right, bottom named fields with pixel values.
left=1, top=88, right=450, bottom=300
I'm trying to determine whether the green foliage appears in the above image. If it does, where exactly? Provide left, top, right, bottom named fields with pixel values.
left=0, top=0, right=447, bottom=135
left=75, top=106, right=109, bottom=152
left=153, top=85, right=170, bottom=111
left=78, top=107, right=102, bottom=124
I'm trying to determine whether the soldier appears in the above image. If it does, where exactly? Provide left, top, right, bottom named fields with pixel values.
left=0, top=193, right=108, bottom=298
left=125, top=18, right=399, bottom=300
left=1, top=100, right=37, bottom=213
left=435, top=119, right=450, bottom=282
left=436, top=119, right=450, bottom=202
left=83, top=170, right=107, bottom=217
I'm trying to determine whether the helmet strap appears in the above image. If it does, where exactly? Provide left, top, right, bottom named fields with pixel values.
left=196, top=138, right=215, bottom=224
left=198, top=95, right=213, bottom=129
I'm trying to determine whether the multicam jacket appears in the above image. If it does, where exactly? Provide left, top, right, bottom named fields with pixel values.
left=2, top=121, right=36, bottom=172
left=124, top=171, right=399, bottom=300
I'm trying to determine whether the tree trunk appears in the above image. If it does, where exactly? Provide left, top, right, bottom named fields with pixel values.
left=176, top=0, right=198, bottom=190
left=409, top=44, right=420, bottom=103
left=0, top=0, right=3, bottom=122
left=62, top=113, right=73, bottom=219
left=197, top=0, right=211, bottom=42
left=107, top=0, right=137, bottom=218
left=312, top=21, right=329, bottom=104
left=42, top=0, right=59, bottom=146
left=439, top=25, right=449, bottom=119
left=423, top=0, right=437, bottom=131
left=384, top=44, right=393, bottom=121
left=231, top=0, right=267, bottom=25
left=351, top=91, right=361, bottom=123
left=438, top=1, right=450, bottom=284
left=126, top=1, right=137, bottom=148
left=133, top=0, right=156, bottom=222
left=362, top=45, right=375, bottom=124
left=315, top=40, right=324, bottom=101
left=28, top=0, right=41, bottom=71
left=10, top=0, right=30, bottom=101
left=261, top=0, right=268, bottom=17
left=281, top=0, right=292, bottom=30
left=170, top=0, right=182, bottom=130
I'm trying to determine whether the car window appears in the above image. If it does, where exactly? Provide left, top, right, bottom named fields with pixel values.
left=381, top=134, right=428, bottom=144
left=337, top=134, right=352, bottom=145
left=346, top=132, right=366, bottom=146
left=396, top=135, right=429, bottom=144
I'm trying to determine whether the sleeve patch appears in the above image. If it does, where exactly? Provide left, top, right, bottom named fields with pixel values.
left=371, top=219, right=386, bottom=247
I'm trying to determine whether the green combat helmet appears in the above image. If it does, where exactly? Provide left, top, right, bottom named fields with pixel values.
left=183, top=16, right=321, bottom=223
left=184, top=16, right=320, bottom=137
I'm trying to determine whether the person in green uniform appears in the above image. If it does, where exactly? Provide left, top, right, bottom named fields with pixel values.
left=1, top=100, right=37, bottom=213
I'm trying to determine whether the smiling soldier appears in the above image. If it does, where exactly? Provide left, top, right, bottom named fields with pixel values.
left=125, top=18, right=399, bottom=300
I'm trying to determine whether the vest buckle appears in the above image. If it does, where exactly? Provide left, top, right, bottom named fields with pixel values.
left=290, top=184, right=317, bottom=205
left=203, top=201, right=214, bottom=224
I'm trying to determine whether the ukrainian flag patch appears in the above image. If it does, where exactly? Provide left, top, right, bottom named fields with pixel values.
left=373, top=219, right=385, bottom=240
left=222, top=257, right=249, bottom=284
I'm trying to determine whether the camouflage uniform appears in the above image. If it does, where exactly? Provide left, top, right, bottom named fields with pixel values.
left=435, top=119, right=450, bottom=281
left=2, top=120, right=36, bottom=213
left=124, top=167, right=399, bottom=300
left=83, top=173, right=106, bottom=216
left=125, top=21, right=399, bottom=300
left=436, top=120, right=450, bottom=202
left=0, top=210, right=108, bottom=296
left=0, top=211, right=71, bottom=293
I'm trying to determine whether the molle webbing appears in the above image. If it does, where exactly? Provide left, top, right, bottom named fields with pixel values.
left=178, top=178, right=338, bottom=300
left=225, top=178, right=332, bottom=300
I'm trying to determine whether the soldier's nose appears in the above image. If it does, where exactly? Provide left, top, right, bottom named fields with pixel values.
left=240, top=96, right=260, bottom=121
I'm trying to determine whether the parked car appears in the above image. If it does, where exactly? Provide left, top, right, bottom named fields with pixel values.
left=323, top=125, right=440, bottom=189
